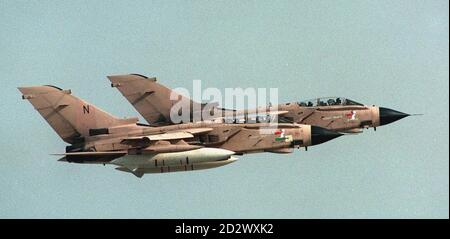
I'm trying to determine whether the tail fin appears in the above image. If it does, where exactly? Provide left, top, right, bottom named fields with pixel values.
left=18, top=85, right=137, bottom=144
left=107, top=74, right=199, bottom=125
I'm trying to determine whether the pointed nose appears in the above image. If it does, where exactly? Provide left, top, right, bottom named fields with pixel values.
left=379, top=107, right=409, bottom=126
left=311, top=126, right=343, bottom=145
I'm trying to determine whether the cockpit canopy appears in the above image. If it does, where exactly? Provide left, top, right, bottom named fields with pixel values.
left=298, top=97, right=364, bottom=107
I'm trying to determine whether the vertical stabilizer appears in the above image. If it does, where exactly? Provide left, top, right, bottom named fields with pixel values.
left=19, top=85, right=137, bottom=144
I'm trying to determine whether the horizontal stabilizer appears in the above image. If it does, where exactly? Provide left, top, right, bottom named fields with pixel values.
left=52, top=151, right=128, bottom=156
left=52, top=151, right=127, bottom=163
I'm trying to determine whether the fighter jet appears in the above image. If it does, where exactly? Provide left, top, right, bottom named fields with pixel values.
left=18, top=85, right=342, bottom=177
left=107, top=74, right=411, bottom=134
left=266, top=97, right=412, bottom=134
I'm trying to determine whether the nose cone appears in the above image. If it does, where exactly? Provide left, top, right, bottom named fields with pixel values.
left=311, top=126, right=343, bottom=145
left=379, top=107, right=409, bottom=126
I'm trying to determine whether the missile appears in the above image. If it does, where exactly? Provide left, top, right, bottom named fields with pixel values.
left=115, top=157, right=238, bottom=176
left=110, top=148, right=236, bottom=177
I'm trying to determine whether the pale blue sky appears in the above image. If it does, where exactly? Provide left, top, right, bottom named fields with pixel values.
left=0, top=0, right=448, bottom=218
